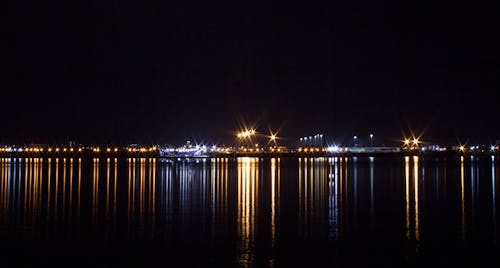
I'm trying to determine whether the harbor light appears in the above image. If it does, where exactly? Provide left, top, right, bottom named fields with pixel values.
left=327, top=145, right=339, bottom=153
left=412, top=138, right=419, bottom=145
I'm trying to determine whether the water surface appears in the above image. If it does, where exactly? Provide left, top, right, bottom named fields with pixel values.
left=0, top=156, right=499, bottom=267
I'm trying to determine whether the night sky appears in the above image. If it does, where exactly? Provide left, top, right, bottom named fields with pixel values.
left=2, top=1, right=498, bottom=145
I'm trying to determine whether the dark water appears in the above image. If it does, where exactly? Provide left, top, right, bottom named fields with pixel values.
left=0, top=156, right=499, bottom=267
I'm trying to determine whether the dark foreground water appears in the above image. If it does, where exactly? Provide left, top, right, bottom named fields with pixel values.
left=0, top=156, right=499, bottom=267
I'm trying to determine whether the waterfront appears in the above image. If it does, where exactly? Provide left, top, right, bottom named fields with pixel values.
left=0, top=156, right=499, bottom=267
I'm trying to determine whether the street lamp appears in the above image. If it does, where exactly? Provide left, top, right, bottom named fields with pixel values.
left=404, top=139, right=410, bottom=146
left=269, top=133, right=278, bottom=147
left=369, top=133, right=373, bottom=147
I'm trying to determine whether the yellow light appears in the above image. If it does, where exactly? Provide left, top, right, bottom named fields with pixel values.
left=70, top=148, right=74, bottom=152
left=56, top=148, right=59, bottom=152
left=107, top=148, right=111, bottom=152
left=413, top=138, right=419, bottom=145
left=270, top=134, right=276, bottom=141
left=459, top=145, right=465, bottom=151
left=78, top=148, right=82, bottom=152
left=404, top=139, right=410, bottom=145
left=63, top=148, right=67, bottom=152
left=114, top=148, right=118, bottom=152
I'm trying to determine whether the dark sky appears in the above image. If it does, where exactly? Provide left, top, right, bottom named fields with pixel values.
left=2, top=1, right=498, bottom=145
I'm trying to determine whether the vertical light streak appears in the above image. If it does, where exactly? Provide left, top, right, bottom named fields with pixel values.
left=298, top=158, right=302, bottom=228
left=55, top=158, right=59, bottom=225
left=69, top=158, right=73, bottom=225
left=62, top=158, right=66, bottom=222
left=47, top=158, right=51, bottom=222
left=106, top=158, right=110, bottom=222
left=405, top=156, right=410, bottom=240
left=77, top=158, right=81, bottom=221
left=152, top=158, right=156, bottom=237
left=370, top=157, right=374, bottom=227
left=114, top=158, right=118, bottom=224
left=413, top=156, right=419, bottom=242
left=492, top=157, right=496, bottom=239
left=461, top=156, right=465, bottom=241
left=271, top=158, right=276, bottom=248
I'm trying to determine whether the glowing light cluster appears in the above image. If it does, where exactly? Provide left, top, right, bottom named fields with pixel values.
left=237, top=129, right=256, bottom=138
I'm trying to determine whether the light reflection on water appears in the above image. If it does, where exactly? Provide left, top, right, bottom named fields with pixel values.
left=0, top=156, right=499, bottom=266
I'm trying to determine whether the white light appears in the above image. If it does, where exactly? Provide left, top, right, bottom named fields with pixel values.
left=326, top=145, right=339, bottom=153
left=492, top=146, right=496, bottom=151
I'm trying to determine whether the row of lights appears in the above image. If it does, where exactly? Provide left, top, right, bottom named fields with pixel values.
left=236, top=128, right=279, bottom=144
left=0, top=147, right=159, bottom=153
left=297, top=147, right=326, bottom=153
left=126, top=147, right=157, bottom=152
left=299, top=134, right=323, bottom=142
left=0, top=147, right=85, bottom=153
left=210, top=147, right=232, bottom=153
left=403, top=138, right=420, bottom=147
left=460, top=145, right=498, bottom=152
left=236, top=129, right=256, bottom=138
